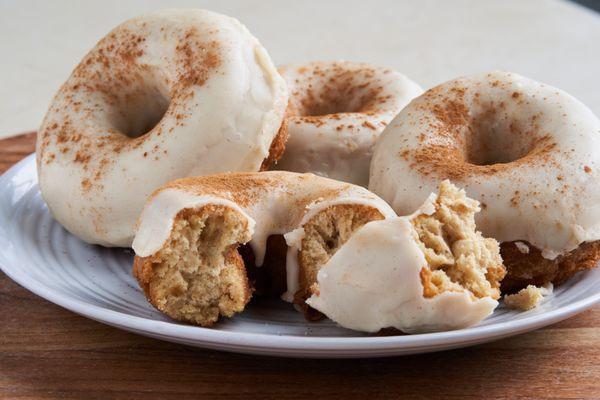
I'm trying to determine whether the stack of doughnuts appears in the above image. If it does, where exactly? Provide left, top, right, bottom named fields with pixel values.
left=36, top=9, right=600, bottom=333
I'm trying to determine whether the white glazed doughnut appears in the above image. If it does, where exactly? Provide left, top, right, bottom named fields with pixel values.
left=274, top=61, right=422, bottom=186
left=36, top=9, right=288, bottom=247
left=132, top=171, right=396, bottom=326
left=370, top=71, right=600, bottom=290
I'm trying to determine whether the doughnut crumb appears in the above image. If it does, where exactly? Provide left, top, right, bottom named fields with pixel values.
left=504, top=283, right=553, bottom=311
left=411, top=180, right=506, bottom=300
left=133, top=205, right=252, bottom=326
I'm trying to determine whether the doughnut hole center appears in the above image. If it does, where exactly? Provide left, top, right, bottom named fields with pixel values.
left=295, top=79, right=378, bottom=117
left=464, top=114, right=534, bottom=166
left=110, top=75, right=171, bottom=138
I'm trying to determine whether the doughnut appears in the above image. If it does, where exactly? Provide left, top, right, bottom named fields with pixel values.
left=132, top=171, right=396, bottom=326
left=369, top=71, right=600, bottom=292
left=274, top=61, right=422, bottom=186
left=36, top=9, right=288, bottom=247
left=307, top=181, right=505, bottom=333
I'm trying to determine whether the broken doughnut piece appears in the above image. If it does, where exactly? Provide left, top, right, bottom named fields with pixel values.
left=307, top=181, right=506, bottom=333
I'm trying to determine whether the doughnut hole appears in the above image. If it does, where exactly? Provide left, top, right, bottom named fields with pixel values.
left=412, top=94, right=559, bottom=181
left=290, top=68, right=384, bottom=117
left=106, top=69, right=171, bottom=138
left=463, top=108, right=537, bottom=166
left=240, top=235, right=288, bottom=297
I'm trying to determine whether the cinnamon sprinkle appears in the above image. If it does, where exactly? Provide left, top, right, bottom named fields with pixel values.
left=38, top=23, right=223, bottom=192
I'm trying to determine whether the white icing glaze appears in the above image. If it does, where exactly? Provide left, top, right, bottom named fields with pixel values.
left=514, top=241, right=530, bottom=254
left=306, top=217, right=498, bottom=333
left=37, top=9, right=288, bottom=247
left=282, top=228, right=304, bottom=302
left=370, top=71, right=600, bottom=259
left=275, top=61, right=422, bottom=186
left=540, top=282, right=554, bottom=296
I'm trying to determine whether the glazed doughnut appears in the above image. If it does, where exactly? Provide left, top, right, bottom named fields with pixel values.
left=308, top=181, right=505, bottom=333
left=274, top=61, right=422, bottom=186
left=370, top=71, right=600, bottom=292
left=132, top=171, right=395, bottom=326
left=36, top=9, right=288, bottom=247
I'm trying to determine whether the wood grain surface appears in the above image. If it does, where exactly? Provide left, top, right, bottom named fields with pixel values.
left=1, top=133, right=599, bottom=400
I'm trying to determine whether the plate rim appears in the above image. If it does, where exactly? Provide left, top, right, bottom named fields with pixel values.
left=1, top=154, right=600, bottom=355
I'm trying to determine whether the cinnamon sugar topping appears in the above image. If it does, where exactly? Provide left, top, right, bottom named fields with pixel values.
left=284, top=62, right=393, bottom=119
left=38, top=22, right=224, bottom=192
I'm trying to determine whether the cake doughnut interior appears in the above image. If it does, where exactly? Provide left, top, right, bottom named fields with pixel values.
left=412, top=182, right=505, bottom=301
left=134, top=205, right=253, bottom=325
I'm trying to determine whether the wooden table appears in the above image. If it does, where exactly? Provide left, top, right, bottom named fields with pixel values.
left=1, top=133, right=599, bottom=400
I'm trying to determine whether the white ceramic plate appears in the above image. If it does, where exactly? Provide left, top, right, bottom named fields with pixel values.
left=2, top=154, right=600, bottom=358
